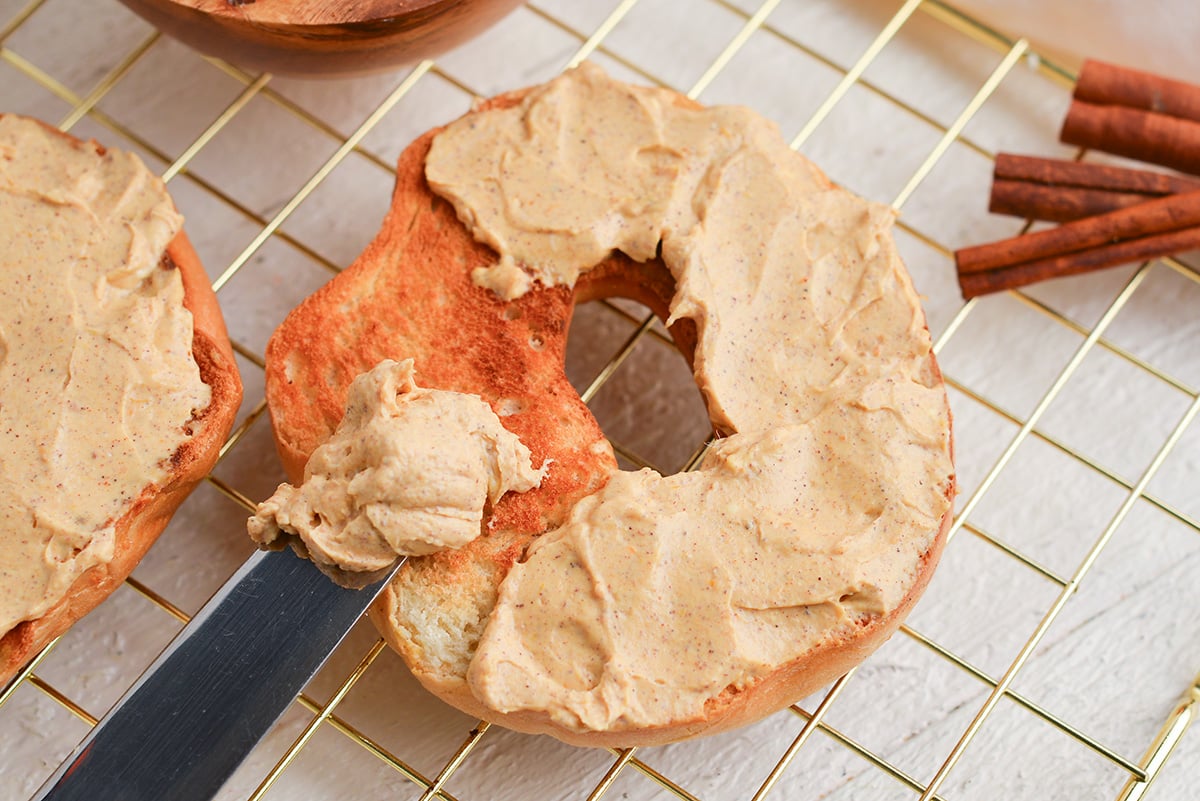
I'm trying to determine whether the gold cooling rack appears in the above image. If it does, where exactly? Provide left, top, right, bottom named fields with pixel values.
left=1, top=1, right=1198, bottom=799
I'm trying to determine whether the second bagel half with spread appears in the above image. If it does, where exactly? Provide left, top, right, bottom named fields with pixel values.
left=0, top=115, right=242, bottom=684
left=255, top=64, right=956, bottom=747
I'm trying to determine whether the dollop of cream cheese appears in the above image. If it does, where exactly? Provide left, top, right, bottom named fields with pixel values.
left=0, top=115, right=210, bottom=639
left=249, top=359, right=547, bottom=571
left=423, top=63, right=955, bottom=733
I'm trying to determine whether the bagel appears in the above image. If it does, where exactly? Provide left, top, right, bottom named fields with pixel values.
left=258, top=64, right=955, bottom=747
left=0, top=115, right=242, bottom=684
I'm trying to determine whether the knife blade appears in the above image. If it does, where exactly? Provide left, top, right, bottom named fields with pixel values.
left=30, top=547, right=405, bottom=801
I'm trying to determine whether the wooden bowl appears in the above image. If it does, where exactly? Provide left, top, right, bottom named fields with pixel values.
left=117, top=0, right=527, bottom=78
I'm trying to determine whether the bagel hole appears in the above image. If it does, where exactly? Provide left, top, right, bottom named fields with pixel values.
left=566, top=298, right=714, bottom=474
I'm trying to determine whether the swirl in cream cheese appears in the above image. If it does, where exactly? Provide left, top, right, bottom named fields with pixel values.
left=249, top=359, right=547, bottom=571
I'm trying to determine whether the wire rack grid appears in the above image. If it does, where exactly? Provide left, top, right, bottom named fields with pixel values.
left=0, top=0, right=1197, bottom=799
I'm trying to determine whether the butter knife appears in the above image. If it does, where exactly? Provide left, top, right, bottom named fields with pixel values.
left=30, top=547, right=405, bottom=801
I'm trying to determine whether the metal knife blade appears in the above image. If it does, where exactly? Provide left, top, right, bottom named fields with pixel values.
left=31, top=547, right=405, bottom=801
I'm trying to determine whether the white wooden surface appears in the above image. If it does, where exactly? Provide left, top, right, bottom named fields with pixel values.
left=0, top=1, right=1196, bottom=800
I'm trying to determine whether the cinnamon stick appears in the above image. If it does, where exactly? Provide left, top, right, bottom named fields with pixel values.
left=990, top=180, right=1158, bottom=222
left=988, top=155, right=1200, bottom=222
left=1075, top=59, right=1200, bottom=124
left=1060, top=100, right=1200, bottom=176
left=996, top=153, right=1200, bottom=195
left=958, top=226, right=1200, bottom=298
left=958, top=190, right=1200, bottom=275
left=957, top=61, right=1200, bottom=299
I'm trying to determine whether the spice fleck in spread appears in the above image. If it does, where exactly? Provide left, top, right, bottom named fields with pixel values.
left=249, top=359, right=547, bottom=570
left=0, top=116, right=210, bottom=638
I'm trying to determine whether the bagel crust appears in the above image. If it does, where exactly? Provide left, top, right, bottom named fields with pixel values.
left=0, top=116, right=242, bottom=685
left=263, top=66, right=955, bottom=746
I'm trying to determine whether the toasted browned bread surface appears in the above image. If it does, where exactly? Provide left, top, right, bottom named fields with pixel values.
left=0, top=123, right=243, bottom=685
left=263, top=89, right=954, bottom=747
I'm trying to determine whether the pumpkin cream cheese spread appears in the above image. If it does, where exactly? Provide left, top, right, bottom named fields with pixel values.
left=249, top=358, right=546, bottom=569
left=0, top=116, right=210, bottom=638
left=258, top=63, right=954, bottom=733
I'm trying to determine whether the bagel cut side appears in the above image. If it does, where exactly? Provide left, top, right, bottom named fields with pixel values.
left=263, top=72, right=954, bottom=747
left=0, top=117, right=243, bottom=685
